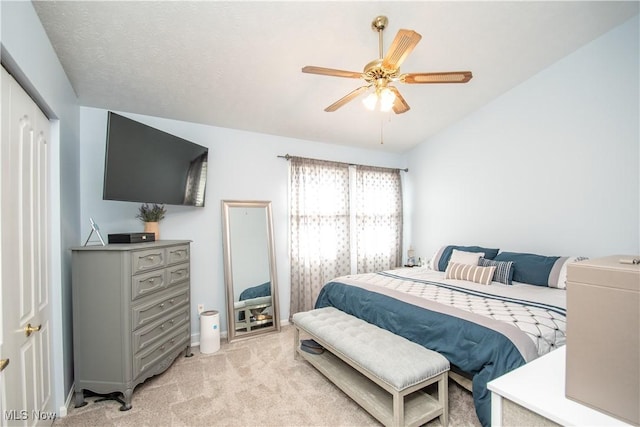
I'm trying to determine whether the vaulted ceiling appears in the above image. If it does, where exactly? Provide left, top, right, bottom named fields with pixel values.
left=33, top=1, right=638, bottom=152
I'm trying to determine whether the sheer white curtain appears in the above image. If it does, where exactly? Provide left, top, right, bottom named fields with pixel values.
left=289, top=157, right=403, bottom=315
left=355, top=166, right=403, bottom=273
left=289, top=157, right=351, bottom=315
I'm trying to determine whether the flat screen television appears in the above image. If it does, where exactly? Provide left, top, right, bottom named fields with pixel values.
left=103, top=112, right=208, bottom=207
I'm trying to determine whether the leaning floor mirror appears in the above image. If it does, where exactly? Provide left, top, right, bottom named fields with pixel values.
left=222, top=200, right=280, bottom=342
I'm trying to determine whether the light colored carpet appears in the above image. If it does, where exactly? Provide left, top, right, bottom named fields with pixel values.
left=55, top=325, right=481, bottom=426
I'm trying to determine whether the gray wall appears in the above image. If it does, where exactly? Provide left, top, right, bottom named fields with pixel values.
left=406, top=15, right=639, bottom=261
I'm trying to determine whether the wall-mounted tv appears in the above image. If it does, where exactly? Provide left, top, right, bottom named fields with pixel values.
left=103, top=112, right=208, bottom=207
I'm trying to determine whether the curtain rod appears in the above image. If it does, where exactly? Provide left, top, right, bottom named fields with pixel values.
left=277, top=154, right=408, bottom=172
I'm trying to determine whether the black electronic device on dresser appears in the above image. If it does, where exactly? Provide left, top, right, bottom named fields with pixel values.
left=108, top=232, right=155, bottom=244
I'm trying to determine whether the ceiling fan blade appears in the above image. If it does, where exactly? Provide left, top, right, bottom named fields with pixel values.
left=302, top=66, right=362, bottom=79
left=324, top=86, right=370, bottom=112
left=382, top=29, right=422, bottom=70
left=389, top=86, right=410, bottom=114
left=403, top=71, right=473, bottom=84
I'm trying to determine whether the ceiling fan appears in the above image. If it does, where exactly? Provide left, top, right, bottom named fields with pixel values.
left=302, top=16, right=473, bottom=114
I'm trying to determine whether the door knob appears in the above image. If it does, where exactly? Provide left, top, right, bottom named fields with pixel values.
left=0, top=359, right=9, bottom=372
left=25, top=323, right=42, bottom=337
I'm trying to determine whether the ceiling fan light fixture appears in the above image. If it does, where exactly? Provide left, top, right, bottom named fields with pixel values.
left=379, top=87, right=396, bottom=112
left=362, top=91, right=378, bottom=110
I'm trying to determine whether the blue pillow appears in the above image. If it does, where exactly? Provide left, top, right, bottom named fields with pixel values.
left=435, top=245, right=500, bottom=272
left=478, top=258, right=515, bottom=285
left=493, top=252, right=566, bottom=287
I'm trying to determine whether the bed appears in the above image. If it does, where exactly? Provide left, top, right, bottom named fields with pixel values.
left=235, top=281, right=272, bottom=326
left=314, top=245, right=577, bottom=427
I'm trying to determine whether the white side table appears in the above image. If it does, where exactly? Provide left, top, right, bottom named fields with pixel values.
left=488, top=346, right=632, bottom=426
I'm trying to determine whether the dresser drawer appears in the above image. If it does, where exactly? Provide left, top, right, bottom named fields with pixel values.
left=132, top=285, right=189, bottom=330
left=132, top=248, right=166, bottom=273
left=133, top=305, right=189, bottom=353
left=132, top=269, right=167, bottom=301
left=167, top=244, right=189, bottom=266
left=133, top=325, right=189, bottom=379
left=167, top=263, right=189, bottom=287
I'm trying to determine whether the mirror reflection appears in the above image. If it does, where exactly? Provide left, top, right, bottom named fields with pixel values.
left=222, top=200, right=280, bottom=342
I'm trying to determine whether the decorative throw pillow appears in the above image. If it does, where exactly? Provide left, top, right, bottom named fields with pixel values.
left=493, top=252, right=588, bottom=287
left=478, top=258, right=515, bottom=285
left=450, top=249, right=484, bottom=266
left=445, top=262, right=497, bottom=285
left=494, top=252, right=559, bottom=286
left=431, top=245, right=500, bottom=271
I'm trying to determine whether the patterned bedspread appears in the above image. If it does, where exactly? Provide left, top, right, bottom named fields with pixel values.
left=360, top=269, right=566, bottom=356
left=314, top=267, right=567, bottom=427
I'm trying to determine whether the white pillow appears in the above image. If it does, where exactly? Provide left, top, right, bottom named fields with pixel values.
left=449, top=249, right=484, bottom=266
left=427, top=247, right=445, bottom=270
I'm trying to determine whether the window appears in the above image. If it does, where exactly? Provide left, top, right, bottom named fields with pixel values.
left=355, top=166, right=403, bottom=273
left=289, top=156, right=403, bottom=314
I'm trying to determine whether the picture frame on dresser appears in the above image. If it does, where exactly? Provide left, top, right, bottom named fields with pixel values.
left=83, top=217, right=106, bottom=246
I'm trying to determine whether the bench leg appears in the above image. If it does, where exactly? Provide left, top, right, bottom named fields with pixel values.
left=439, top=373, right=449, bottom=427
left=293, top=326, right=300, bottom=360
left=392, top=391, right=404, bottom=427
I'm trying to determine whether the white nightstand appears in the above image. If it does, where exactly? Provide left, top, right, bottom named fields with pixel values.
left=488, top=346, right=632, bottom=426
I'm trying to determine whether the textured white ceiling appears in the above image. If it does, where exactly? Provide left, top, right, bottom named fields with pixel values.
left=33, top=1, right=638, bottom=152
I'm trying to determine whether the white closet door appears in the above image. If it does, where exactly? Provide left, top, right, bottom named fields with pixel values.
left=1, top=66, right=54, bottom=426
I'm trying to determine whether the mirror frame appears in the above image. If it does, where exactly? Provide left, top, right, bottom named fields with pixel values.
left=222, top=200, right=280, bottom=342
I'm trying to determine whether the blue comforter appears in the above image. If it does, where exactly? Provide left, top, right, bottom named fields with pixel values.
left=239, top=281, right=271, bottom=300
left=315, top=274, right=564, bottom=427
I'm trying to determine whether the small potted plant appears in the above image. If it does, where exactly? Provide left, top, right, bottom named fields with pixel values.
left=137, top=203, right=166, bottom=240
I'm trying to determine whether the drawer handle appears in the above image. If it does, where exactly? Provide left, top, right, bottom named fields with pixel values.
left=169, top=299, right=175, bottom=304
left=159, top=303, right=165, bottom=309
left=170, top=339, right=175, bottom=345
left=160, top=345, right=166, bottom=351
left=160, top=324, right=165, bottom=329
left=170, top=319, right=175, bottom=325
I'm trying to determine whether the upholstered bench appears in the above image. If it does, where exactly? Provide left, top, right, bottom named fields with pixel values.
left=292, top=307, right=449, bottom=427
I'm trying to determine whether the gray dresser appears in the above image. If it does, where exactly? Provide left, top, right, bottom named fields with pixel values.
left=71, top=240, right=192, bottom=410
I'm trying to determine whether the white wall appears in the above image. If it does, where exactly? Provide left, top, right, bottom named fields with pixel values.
left=407, top=15, right=639, bottom=261
left=1, top=0, right=81, bottom=415
left=79, top=107, right=407, bottom=335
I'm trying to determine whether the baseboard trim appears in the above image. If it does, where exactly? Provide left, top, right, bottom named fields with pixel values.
left=59, top=382, right=74, bottom=417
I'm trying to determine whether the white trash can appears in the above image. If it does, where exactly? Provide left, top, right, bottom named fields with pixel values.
left=200, top=310, right=220, bottom=354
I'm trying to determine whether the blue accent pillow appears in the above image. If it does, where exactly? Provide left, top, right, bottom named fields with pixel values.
left=478, top=258, right=515, bottom=285
left=435, top=245, right=500, bottom=272
left=493, top=252, right=565, bottom=287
